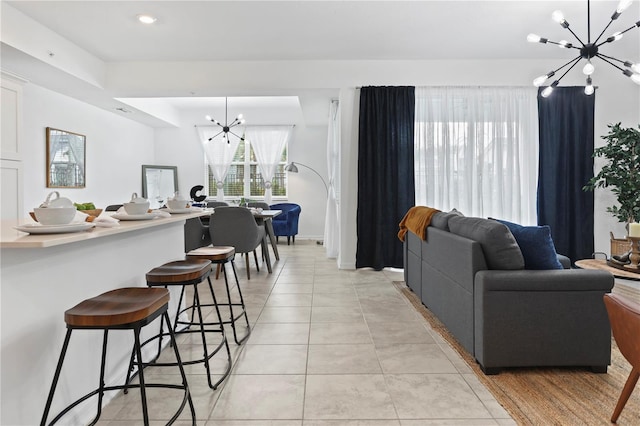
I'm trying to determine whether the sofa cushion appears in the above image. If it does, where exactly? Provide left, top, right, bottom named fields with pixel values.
left=431, top=212, right=452, bottom=230
left=494, top=219, right=563, bottom=270
left=448, top=216, right=524, bottom=270
left=430, top=209, right=464, bottom=231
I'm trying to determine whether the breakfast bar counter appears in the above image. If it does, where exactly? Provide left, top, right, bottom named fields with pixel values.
left=0, top=211, right=210, bottom=425
left=1, top=210, right=210, bottom=248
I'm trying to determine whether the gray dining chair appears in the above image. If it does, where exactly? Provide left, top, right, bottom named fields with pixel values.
left=206, top=201, right=229, bottom=208
left=184, top=217, right=211, bottom=253
left=247, top=202, right=270, bottom=210
left=209, top=206, right=270, bottom=280
left=105, top=204, right=123, bottom=211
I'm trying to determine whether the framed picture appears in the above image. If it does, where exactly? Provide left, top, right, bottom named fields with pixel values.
left=142, top=165, right=178, bottom=209
left=46, top=127, right=86, bottom=188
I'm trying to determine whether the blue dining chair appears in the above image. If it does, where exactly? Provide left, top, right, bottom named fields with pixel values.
left=269, top=203, right=301, bottom=245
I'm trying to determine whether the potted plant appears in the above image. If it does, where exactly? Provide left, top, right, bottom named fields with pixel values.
left=584, top=123, right=640, bottom=224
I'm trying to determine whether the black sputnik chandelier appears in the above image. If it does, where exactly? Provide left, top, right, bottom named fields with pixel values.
left=205, top=97, right=245, bottom=143
left=528, top=0, right=640, bottom=97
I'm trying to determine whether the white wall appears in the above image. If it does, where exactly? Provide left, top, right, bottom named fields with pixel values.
left=21, top=83, right=155, bottom=212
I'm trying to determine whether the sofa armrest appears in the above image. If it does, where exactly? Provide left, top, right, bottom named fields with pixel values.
left=475, top=269, right=614, bottom=292
left=474, top=269, right=613, bottom=372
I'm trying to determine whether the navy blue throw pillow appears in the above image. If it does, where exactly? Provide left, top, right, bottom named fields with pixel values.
left=494, top=219, right=563, bottom=270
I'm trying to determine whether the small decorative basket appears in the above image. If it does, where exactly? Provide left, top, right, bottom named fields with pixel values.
left=610, top=232, right=630, bottom=258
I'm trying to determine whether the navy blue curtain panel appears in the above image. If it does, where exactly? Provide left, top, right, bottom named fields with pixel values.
left=356, top=86, right=415, bottom=270
left=537, top=87, right=595, bottom=263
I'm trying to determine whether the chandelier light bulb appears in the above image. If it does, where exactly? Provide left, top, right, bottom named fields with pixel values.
left=527, top=33, right=542, bottom=43
left=558, top=40, right=571, bottom=48
left=552, top=10, right=565, bottom=24
left=583, top=61, right=595, bottom=75
left=632, top=74, right=640, bottom=85
left=541, top=86, right=554, bottom=98
left=632, top=63, right=640, bottom=73
left=584, top=77, right=594, bottom=95
left=617, top=0, right=633, bottom=14
left=205, top=115, right=212, bottom=121
left=609, top=31, right=624, bottom=42
left=237, top=113, right=243, bottom=120
left=533, top=75, right=548, bottom=87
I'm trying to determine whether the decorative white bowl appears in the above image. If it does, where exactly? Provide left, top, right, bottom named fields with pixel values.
left=167, top=199, right=189, bottom=210
left=34, top=207, right=76, bottom=225
left=123, top=201, right=150, bottom=215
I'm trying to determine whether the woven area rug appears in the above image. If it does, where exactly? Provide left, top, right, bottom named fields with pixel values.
left=394, top=281, right=640, bottom=425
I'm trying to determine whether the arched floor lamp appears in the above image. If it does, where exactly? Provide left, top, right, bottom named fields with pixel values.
left=285, top=161, right=328, bottom=244
left=285, top=162, right=328, bottom=197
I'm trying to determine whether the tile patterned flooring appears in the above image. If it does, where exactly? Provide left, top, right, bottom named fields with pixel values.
left=98, top=241, right=515, bottom=425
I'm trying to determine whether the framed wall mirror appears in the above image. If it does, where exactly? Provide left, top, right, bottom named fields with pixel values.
left=142, top=165, right=178, bottom=209
left=46, top=127, right=86, bottom=188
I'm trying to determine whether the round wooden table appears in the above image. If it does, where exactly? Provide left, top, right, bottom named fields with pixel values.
left=575, top=258, right=640, bottom=281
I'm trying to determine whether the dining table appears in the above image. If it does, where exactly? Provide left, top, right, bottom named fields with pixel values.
left=252, top=209, right=282, bottom=261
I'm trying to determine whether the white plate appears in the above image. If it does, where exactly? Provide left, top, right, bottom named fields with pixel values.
left=165, top=208, right=195, bottom=214
left=14, top=222, right=95, bottom=234
left=111, top=213, right=157, bottom=221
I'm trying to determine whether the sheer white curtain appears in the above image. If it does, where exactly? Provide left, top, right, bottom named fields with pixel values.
left=414, top=87, right=539, bottom=224
left=324, top=99, right=340, bottom=258
left=197, top=126, right=240, bottom=201
left=246, top=125, right=292, bottom=204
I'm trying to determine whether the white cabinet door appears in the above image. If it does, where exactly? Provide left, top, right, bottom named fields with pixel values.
left=1, top=73, right=25, bottom=219
left=1, top=75, right=23, bottom=161
left=1, top=159, right=23, bottom=219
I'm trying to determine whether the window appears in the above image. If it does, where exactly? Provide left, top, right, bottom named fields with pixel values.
left=414, top=87, right=539, bottom=224
left=207, top=138, right=288, bottom=199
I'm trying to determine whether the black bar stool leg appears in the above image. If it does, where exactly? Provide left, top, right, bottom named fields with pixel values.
left=230, top=259, right=251, bottom=336
left=221, top=261, right=251, bottom=344
left=133, top=326, right=150, bottom=425
left=206, top=276, right=233, bottom=385
left=193, top=285, right=215, bottom=389
left=41, top=329, right=73, bottom=426
left=163, top=312, right=196, bottom=425
left=87, top=330, right=109, bottom=426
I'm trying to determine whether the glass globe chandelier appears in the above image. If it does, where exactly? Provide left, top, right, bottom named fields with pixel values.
left=528, top=0, right=640, bottom=97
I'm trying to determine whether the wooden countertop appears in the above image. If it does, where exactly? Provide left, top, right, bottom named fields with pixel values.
left=0, top=210, right=211, bottom=248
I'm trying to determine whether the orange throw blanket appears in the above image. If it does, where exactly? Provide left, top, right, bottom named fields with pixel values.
left=398, top=206, right=441, bottom=242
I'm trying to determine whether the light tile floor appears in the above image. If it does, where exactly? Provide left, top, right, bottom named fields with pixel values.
left=99, top=241, right=515, bottom=425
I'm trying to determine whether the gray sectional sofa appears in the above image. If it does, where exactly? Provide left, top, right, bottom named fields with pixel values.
left=403, top=212, right=614, bottom=374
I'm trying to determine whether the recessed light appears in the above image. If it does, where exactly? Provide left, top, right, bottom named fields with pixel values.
left=137, top=14, right=157, bottom=24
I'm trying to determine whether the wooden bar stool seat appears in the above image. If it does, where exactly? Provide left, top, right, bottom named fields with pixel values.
left=145, top=259, right=212, bottom=285
left=41, top=287, right=195, bottom=426
left=187, top=246, right=251, bottom=345
left=127, top=258, right=232, bottom=390
left=65, top=287, right=169, bottom=327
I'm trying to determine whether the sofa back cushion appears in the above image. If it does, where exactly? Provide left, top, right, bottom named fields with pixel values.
left=430, top=209, right=464, bottom=231
left=448, top=216, right=524, bottom=270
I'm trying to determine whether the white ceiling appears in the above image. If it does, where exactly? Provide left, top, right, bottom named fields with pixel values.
left=6, top=1, right=637, bottom=62
left=3, top=0, right=639, bottom=126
